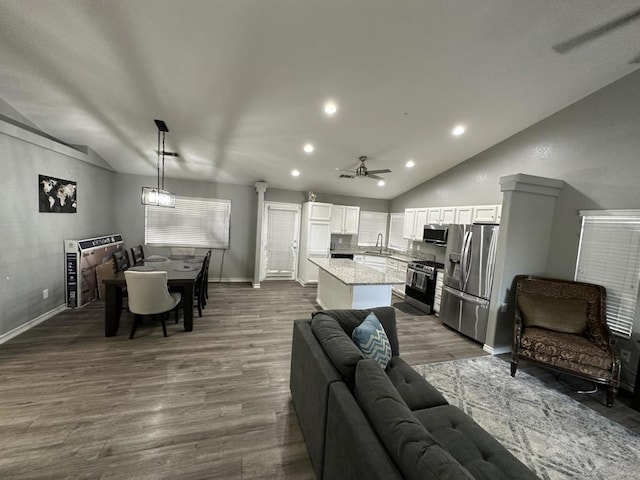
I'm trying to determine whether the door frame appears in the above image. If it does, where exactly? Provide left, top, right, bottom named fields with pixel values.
left=260, top=201, right=301, bottom=281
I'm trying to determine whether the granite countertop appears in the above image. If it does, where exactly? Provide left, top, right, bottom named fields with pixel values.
left=309, top=257, right=406, bottom=286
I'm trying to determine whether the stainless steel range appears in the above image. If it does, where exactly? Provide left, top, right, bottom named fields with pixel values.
left=405, top=260, right=444, bottom=314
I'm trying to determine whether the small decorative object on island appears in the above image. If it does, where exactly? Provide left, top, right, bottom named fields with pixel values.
left=39, top=174, right=77, bottom=213
left=308, top=191, right=316, bottom=202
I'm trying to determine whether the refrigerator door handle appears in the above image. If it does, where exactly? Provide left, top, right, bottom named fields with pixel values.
left=442, top=285, right=489, bottom=306
left=461, top=231, right=473, bottom=291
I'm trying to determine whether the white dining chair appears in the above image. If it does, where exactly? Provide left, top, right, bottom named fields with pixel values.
left=124, top=270, right=181, bottom=339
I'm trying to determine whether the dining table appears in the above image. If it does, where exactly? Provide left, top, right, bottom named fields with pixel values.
left=102, top=255, right=203, bottom=337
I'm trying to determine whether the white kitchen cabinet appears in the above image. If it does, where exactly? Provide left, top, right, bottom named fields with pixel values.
left=309, top=202, right=332, bottom=221
left=354, top=254, right=365, bottom=265
left=455, top=206, right=474, bottom=224
left=440, top=207, right=456, bottom=225
left=364, top=255, right=387, bottom=273
left=404, top=207, right=428, bottom=240
left=331, top=205, right=360, bottom=234
left=387, top=258, right=407, bottom=297
left=427, top=208, right=441, bottom=225
left=298, top=202, right=331, bottom=285
left=403, top=208, right=417, bottom=239
left=473, top=205, right=500, bottom=223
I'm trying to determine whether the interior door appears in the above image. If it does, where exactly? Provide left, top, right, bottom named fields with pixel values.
left=262, top=203, right=301, bottom=280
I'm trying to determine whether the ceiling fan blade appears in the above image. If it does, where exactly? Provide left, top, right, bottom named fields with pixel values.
left=366, top=169, right=391, bottom=175
left=553, top=8, right=640, bottom=54
left=367, top=174, right=384, bottom=180
left=335, top=168, right=357, bottom=174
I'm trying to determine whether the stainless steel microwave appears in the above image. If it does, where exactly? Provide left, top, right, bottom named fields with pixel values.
left=423, top=225, right=448, bottom=245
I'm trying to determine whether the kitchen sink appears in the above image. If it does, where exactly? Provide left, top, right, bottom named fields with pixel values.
left=363, top=250, right=393, bottom=256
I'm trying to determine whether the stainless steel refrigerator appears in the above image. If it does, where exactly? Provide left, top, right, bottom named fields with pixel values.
left=440, top=224, right=499, bottom=343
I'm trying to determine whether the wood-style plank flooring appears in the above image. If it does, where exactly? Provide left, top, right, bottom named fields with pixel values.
left=0, top=282, right=638, bottom=479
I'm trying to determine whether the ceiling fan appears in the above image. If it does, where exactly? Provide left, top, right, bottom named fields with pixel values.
left=552, top=7, right=640, bottom=64
left=336, top=155, right=391, bottom=180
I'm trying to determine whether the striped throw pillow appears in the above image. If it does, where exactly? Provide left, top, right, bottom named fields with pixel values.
left=352, top=312, right=392, bottom=369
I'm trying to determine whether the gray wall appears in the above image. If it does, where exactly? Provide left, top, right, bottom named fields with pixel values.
left=0, top=120, right=115, bottom=336
left=391, top=69, right=640, bottom=279
left=111, top=173, right=257, bottom=282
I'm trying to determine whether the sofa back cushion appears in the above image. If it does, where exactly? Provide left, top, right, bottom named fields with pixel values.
left=518, top=292, right=588, bottom=335
left=311, top=313, right=364, bottom=385
left=313, top=307, right=400, bottom=356
left=355, top=359, right=475, bottom=480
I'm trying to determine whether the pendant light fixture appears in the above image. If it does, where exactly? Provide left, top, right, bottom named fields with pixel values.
left=141, top=119, right=176, bottom=207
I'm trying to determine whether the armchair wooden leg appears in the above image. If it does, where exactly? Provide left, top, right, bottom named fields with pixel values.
left=161, top=313, right=168, bottom=337
left=510, top=359, right=518, bottom=377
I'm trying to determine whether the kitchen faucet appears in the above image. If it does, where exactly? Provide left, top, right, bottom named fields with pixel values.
left=375, top=233, right=384, bottom=254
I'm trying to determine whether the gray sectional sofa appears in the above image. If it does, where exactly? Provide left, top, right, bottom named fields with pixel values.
left=289, top=307, right=539, bottom=480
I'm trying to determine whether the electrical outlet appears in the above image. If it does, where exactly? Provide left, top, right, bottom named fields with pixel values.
left=620, top=349, right=631, bottom=364
left=42, top=289, right=48, bottom=300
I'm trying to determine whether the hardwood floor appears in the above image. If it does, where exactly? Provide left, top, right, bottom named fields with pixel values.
left=0, top=282, right=637, bottom=479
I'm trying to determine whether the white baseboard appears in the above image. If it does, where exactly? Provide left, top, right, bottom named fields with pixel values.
left=252, top=282, right=260, bottom=288
left=0, top=303, right=67, bottom=345
left=483, top=344, right=512, bottom=355
left=207, top=277, right=252, bottom=284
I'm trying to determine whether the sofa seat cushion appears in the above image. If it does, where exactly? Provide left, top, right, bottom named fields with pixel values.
left=313, top=307, right=400, bottom=356
left=311, top=313, right=363, bottom=385
left=521, top=327, right=614, bottom=373
left=386, top=357, right=449, bottom=411
left=413, top=405, right=538, bottom=480
left=355, top=359, right=475, bottom=480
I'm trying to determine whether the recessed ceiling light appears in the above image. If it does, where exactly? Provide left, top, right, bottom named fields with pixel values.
left=291, top=169, right=300, bottom=177
left=377, top=180, right=385, bottom=187
left=303, top=143, right=314, bottom=154
left=324, top=101, right=338, bottom=116
left=405, top=160, right=415, bottom=168
left=452, top=125, right=466, bottom=136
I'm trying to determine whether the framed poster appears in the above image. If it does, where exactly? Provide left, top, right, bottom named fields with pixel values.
left=39, top=175, right=77, bottom=213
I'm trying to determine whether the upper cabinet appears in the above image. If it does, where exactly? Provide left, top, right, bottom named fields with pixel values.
left=331, top=205, right=360, bottom=234
left=472, top=205, right=500, bottom=223
left=403, top=207, right=428, bottom=240
left=402, top=204, right=502, bottom=241
left=309, top=202, right=332, bottom=221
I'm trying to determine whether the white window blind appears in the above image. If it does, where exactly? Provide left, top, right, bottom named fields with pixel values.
left=358, top=211, right=388, bottom=246
left=388, top=213, right=406, bottom=251
left=145, top=196, right=231, bottom=249
left=575, top=213, right=640, bottom=338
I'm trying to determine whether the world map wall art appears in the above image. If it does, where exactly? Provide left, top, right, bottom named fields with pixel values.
left=39, top=174, right=77, bottom=213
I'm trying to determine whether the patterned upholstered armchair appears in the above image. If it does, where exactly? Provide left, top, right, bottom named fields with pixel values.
left=511, top=275, right=621, bottom=407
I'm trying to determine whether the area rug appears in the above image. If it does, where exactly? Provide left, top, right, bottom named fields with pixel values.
left=413, top=356, right=640, bottom=480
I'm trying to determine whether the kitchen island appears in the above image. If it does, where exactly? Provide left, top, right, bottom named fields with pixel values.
left=308, top=257, right=405, bottom=310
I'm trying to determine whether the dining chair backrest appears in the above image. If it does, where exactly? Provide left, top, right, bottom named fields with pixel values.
left=113, top=250, right=130, bottom=272
left=124, top=271, right=178, bottom=315
left=130, top=245, right=145, bottom=265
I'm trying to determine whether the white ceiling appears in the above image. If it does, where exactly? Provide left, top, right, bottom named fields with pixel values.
left=1, top=1, right=639, bottom=199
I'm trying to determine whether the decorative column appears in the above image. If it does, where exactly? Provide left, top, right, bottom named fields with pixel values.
left=253, top=181, right=268, bottom=288
left=484, top=173, right=564, bottom=354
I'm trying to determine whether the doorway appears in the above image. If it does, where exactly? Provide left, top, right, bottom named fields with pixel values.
left=261, top=202, right=301, bottom=281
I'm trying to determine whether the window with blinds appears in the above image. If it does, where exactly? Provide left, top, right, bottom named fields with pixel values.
left=575, top=211, right=640, bottom=339
left=145, top=196, right=231, bottom=249
left=358, top=211, right=388, bottom=246
left=388, top=213, right=406, bottom=251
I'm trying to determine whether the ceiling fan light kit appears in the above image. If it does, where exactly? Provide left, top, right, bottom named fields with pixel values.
left=141, top=119, right=176, bottom=208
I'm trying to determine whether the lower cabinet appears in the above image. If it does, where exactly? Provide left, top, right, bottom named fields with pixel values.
left=364, top=255, right=387, bottom=273
left=386, top=258, right=407, bottom=297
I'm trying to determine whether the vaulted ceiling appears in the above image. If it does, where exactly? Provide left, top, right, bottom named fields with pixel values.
left=1, top=1, right=639, bottom=199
